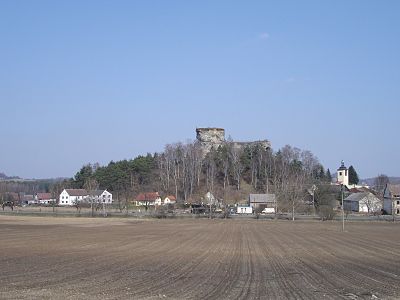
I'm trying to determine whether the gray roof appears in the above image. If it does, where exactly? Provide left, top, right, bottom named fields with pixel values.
left=344, top=193, right=367, bottom=202
left=90, top=190, right=106, bottom=196
left=249, top=194, right=276, bottom=203
left=344, top=192, right=379, bottom=202
left=65, top=189, right=88, bottom=196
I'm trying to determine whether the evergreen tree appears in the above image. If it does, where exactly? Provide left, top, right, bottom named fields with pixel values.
left=73, top=164, right=94, bottom=188
left=348, top=165, right=359, bottom=185
left=326, top=169, right=332, bottom=183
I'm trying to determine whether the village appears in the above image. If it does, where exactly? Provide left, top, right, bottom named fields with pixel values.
left=2, top=161, right=399, bottom=219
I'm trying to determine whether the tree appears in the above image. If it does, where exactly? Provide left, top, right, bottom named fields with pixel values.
left=49, top=181, right=64, bottom=213
left=230, top=147, right=244, bottom=190
left=374, top=174, right=389, bottom=196
left=326, top=169, right=332, bottom=183
left=84, top=177, right=99, bottom=217
left=348, top=165, right=359, bottom=185
left=73, top=164, right=94, bottom=188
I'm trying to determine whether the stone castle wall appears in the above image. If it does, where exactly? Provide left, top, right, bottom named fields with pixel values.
left=196, top=128, right=271, bottom=155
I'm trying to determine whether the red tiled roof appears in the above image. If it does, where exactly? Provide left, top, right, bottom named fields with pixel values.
left=136, top=192, right=160, bottom=201
left=166, top=195, right=176, bottom=201
left=37, top=193, right=52, bottom=200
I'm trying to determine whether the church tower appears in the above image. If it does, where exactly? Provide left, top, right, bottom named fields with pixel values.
left=337, top=160, right=349, bottom=186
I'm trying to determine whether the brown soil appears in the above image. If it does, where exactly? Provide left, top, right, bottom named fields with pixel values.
left=0, top=216, right=399, bottom=299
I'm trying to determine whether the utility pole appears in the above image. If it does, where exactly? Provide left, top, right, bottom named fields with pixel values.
left=208, top=192, right=212, bottom=219
left=393, top=198, right=396, bottom=223
left=311, top=184, right=317, bottom=216
left=341, top=184, right=345, bottom=232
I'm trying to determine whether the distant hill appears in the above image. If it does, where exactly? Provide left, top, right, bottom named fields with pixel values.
left=0, top=172, right=21, bottom=180
left=0, top=172, right=68, bottom=182
left=361, top=177, right=400, bottom=186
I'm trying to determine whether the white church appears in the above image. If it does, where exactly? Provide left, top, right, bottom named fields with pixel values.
left=337, top=160, right=349, bottom=186
left=336, top=161, right=367, bottom=189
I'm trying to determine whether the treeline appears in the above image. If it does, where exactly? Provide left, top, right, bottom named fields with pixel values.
left=0, top=179, right=62, bottom=195
left=60, top=140, right=332, bottom=207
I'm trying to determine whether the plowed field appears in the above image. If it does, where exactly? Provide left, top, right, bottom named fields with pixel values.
left=0, top=216, right=399, bottom=299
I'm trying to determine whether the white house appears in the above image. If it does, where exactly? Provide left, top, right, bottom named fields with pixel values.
left=205, top=192, right=216, bottom=205
left=237, top=205, right=253, bottom=214
left=91, top=190, right=113, bottom=204
left=22, top=194, right=36, bottom=205
left=59, top=189, right=113, bottom=206
left=155, top=197, right=162, bottom=206
left=36, top=193, right=56, bottom=205
left=249, top=194, right=276, bottom=212
left=343, top=192, right=382, bottom=213
left=383, top=184, right=400, bottom=215
left=59, top=189, right=88, bottom=206
left=164, top=195, right=176, bottom=205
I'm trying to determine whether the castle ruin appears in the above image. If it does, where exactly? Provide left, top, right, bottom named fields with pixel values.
left=196, top=127, right=271, bottom=155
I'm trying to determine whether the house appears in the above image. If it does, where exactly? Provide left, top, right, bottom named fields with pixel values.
left=59, top=189, right=88, bottom=206
left=22, top=194, right=36, bottom=205
left=135, top=192, right=161, bottom=206
left=90, top=190, right=113, bottom=204
left=237, top=205, right=253, bottom=214
left=205, top=192, right=216, bottom=204
left=249, top=194, right=276, bottom=212
left=343, top=192, right=382, bottom=213
left=155, top=197, right=162, bottom=206
left=36, top=193, right=56, bottom=205
left=185, top=197, right=198, bottom=205
left=383, top=184, right=400, bottom=215
left=164, top=195, right=176, bottom=205
left=59, top=189, right=113, bottom=206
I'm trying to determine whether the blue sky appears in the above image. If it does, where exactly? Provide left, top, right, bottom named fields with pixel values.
left=0, top=1, right=399, bottom=179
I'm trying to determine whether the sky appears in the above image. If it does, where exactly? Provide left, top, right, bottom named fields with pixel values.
left=0, top=1, right=399, bottom=179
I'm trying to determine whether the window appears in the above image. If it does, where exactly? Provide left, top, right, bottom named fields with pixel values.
left=103, top=199, right=105, bottom=203
left=108, top=195, right=111, bottom=198
left=62, top=201, right=64, bottom=204
left=62, top=196, right=64, bottom=199
left=66, top=196, right=68, bottom=199
left=397, top=201, right=400, bottom=205
left=339, top=172, right=342, bottom=176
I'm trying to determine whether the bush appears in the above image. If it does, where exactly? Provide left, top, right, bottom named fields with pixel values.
left=152, top=206, right=176, bottom=219
left=222, top=209, right=231, bottom=219
left=318, top=205, right=336, bottom=221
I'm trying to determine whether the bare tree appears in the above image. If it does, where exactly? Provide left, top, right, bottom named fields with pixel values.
left=363, top=193, right=382, bottom=215
left=205, top=150, right=217, bottom=194
left=374, top=174, right=389, bottom=197
left=84, top=177, right=99, bottom=217
left=50, top=182, right=64, bottom=213
left=230, top=146, right=244, bottom=190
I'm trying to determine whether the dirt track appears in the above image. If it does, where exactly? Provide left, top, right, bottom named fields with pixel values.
left=0, top=216, right=399, bottom=299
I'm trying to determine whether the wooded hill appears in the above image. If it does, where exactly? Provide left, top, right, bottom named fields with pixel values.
left=58, top=140, right=332, bottom=206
